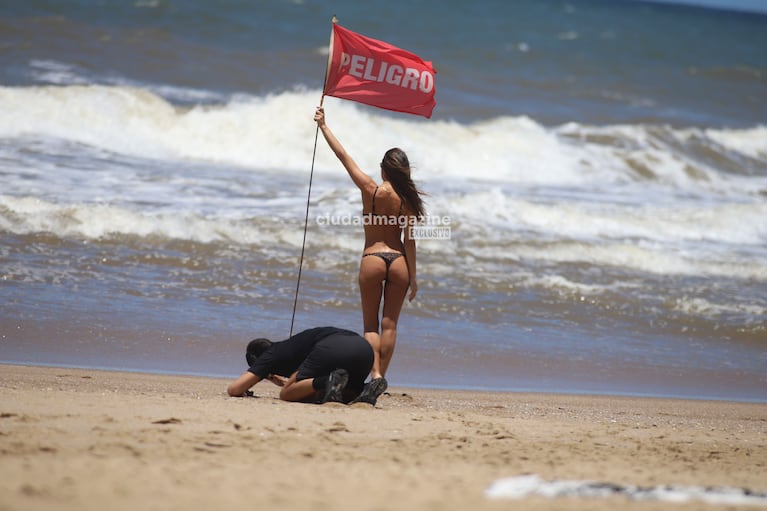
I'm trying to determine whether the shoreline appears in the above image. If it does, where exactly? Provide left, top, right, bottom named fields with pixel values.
left=2, top=364, right=766, bottom=510
left=5, top=360, right=764, bottom=405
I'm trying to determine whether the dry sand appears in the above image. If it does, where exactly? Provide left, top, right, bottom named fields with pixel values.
left=1, top=364, right=765, bottom=511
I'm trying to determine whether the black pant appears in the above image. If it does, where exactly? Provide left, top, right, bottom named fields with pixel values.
left=296, top=332, right=373, bottom=394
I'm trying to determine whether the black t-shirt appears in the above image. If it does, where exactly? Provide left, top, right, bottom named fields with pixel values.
left=247, top=326, right=358, bottom=378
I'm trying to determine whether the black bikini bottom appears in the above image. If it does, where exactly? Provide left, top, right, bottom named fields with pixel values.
left=362, top=252, right=404, bottom=274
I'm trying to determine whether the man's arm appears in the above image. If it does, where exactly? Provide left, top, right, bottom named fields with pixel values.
left=279, top=372, right=319, bottom=402
left=227, top=371, right=262, bottom=397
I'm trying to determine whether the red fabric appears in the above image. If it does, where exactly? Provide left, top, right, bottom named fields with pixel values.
left=324, top=24, right=437, bottom=119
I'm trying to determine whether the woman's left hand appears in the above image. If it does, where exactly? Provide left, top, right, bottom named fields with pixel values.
left=314, top=106, right=326, bottom=127
left=409, top=279, right=418, bottom=301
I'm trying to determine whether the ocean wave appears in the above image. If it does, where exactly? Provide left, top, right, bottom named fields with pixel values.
left=26, top=59, right=227, bottom=104
left=0, top=195, right=278, bottom=244
left=2, top=193, right=765, bottom=283
left=0, top=85, right=765, bottom=194
left=430, top=185, right=767, bottom=250
left=705, top=125, right=767, bottom=160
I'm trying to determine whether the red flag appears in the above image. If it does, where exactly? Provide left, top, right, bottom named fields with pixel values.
left=324, top=23, right=437, bottom=119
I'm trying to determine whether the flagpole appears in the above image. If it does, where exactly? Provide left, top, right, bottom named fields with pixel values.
left=288, top=16, right=337, bottom=338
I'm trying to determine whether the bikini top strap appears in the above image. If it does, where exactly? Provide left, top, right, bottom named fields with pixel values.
left=371, top=185, right=379, bottom=215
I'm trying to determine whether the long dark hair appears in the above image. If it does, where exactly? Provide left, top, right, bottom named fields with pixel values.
left=380, top=148, right=426, bottom=219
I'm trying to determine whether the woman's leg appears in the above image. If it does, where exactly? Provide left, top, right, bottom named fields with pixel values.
left=379, top=256, right=409, bottom=377
left=358, top=256, right=386, bottom=378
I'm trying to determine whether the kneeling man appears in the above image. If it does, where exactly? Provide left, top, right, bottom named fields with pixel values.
left=227, top=326, right=387, bottom=405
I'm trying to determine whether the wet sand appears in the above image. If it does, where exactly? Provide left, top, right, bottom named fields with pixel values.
left=1, top=364, right=765, bottom=510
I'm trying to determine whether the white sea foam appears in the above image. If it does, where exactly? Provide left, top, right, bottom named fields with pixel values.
left=706, top=125, right=767, bottom=159
left=27, top=59, right=226, bottom=103
left=443, top=189, right=767, bottom=247
left=27, top=60, right=91, bottom=86
left=0, top=195, right=272, bottom=244
left=673, top=296, right=767, bottom=318
left=3, top=192, right=765, bottom=283
left=485, top=475, right=767, bottom=506
left=1, top=84, right=766, bottom=284
left=1, top=84, right=765, bottom=194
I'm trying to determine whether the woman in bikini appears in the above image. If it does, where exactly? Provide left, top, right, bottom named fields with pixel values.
left=314, top=106, right=425, bottom=397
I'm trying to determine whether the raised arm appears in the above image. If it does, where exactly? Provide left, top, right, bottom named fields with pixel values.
left=314, top=107, right=376, bottom=192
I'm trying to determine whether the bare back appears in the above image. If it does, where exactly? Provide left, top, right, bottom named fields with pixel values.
left=361, top=183, right=406, bottom=253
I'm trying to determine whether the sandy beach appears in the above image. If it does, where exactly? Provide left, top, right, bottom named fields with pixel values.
left=1, top=364, right=765, bottom=511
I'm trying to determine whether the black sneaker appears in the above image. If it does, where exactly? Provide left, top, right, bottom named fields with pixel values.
left=319, top=369, right=349, bottom=404
left=349, top=377, right=388, bottom=406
